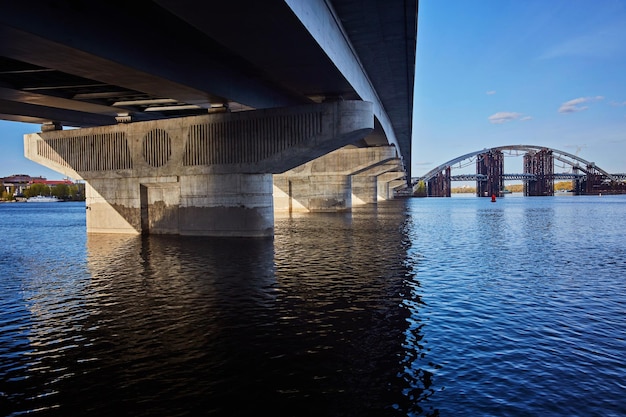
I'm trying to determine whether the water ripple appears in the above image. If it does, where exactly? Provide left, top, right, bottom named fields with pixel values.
left=405, top=195, right=626, bottom=416
left=2, top=198, right=626, bottom=416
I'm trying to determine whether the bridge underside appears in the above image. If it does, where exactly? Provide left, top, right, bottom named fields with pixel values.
left=3, top=1, right=417, bottom=236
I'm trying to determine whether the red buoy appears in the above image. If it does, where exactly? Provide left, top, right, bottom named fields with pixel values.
left=491, top=194, right=496, bottom=202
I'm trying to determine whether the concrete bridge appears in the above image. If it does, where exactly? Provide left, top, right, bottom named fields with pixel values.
left=413, top=145, right=626, bottom=197
left=0, top=0, right=417, bottom=236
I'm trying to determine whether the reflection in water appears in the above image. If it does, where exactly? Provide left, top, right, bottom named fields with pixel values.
left=13, top=196, right=625, bottom=416
left=1, top=201, right=434, bottom=416
left=81, top=234, right=281, bottom=416
left=406, top=196, right=626, bottom=416
left=272, top=206, right=436, bottom=416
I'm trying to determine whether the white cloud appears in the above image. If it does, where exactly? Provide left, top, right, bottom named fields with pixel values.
left=610, top=100, right=626, bottom=106
left=488, top=112, right=523, bottom=124
left=520, top=116, right=533, bottom=121
left=558, top=96, right=604, bottom=113
left=486, top=90, right=496, bottom=95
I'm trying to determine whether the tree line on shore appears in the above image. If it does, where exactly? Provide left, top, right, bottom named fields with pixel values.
left=451, top=181, right=573, bottom=194
left=1, top=182, right=85, bottom=201
left=413, top=181, right=574, bottom=196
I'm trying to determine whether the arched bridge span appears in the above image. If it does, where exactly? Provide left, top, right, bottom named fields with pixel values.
left=412, top=144, right=626, bottom=197
left=417, top=144, right=616, bottom=183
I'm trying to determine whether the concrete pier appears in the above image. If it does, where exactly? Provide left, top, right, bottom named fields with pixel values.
left=273, top=145, right=404, bottom=213
left=25, top=101, right=373, bottom=236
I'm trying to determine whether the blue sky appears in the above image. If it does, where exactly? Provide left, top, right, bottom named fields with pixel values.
left=412, top=0, right=626, bottom=177
left=0, top=121, right=58, bottom=178
left=2, top=0, right=626, bottom=180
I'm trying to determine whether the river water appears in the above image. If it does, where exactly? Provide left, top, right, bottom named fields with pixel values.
left=1, top=195, right=625, bottom=416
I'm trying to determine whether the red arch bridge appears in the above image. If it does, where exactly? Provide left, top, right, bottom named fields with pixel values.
left=412, top=145, right=626, bottom=197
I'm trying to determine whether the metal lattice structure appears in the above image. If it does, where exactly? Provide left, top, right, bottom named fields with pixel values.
left=476, top=149, right=504, bottom=197
left=523, top=148, right=553, bottom=196
left=427, top=166, right=451, bottom=197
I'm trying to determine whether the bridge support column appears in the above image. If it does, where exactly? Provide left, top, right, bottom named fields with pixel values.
left=582, top=164, right=603, bottom=194
left=25, top=101, right=374, bottom=236
left=273, top=145, right=402, bottom=213
left=85, top=173, right=273, bottom=236
left=523, top=149, right=553, bottom=196
left=476, top=150, right=503, bottom=197
left=353, top=161, right=404, bottom=203
left=351, top=175, right=378, bottom=205
left=179, top=174, right=274, bottom=236
left=377, top=172, right=405, bottom=200
left=427, top=167, right=451, bottom=197
left=572, top=166, right=584, bottom=195
left=274, top=174, right=352, bottom=212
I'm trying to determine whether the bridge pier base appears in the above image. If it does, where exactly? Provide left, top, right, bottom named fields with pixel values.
left=273, top=145, right=403, bottom=213
left=85, top=174, right=274, bottom=237
left=378, top=173, right=406, bottom=200
left=351, top=175, right=378, bottom=205
left=180, top=174, right=274, bottom=237
left=274, top=174, right=352, bottom=212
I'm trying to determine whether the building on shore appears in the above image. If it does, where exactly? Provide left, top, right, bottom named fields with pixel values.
left=1, top=174, right=75, bottom=198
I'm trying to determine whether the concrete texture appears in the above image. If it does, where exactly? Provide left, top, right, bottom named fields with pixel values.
left=24, top=101, right=374, bottom=236
left=273, top=145, right=404, bottom=212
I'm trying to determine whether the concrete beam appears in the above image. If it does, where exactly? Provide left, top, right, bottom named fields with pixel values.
left=286, top=0, right=401, bottom=160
